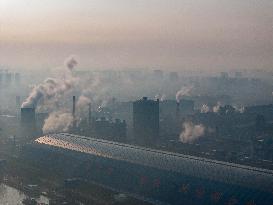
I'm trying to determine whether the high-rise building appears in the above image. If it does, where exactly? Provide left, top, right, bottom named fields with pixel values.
left=21, top=107, right=37, bottom=138
left=21, top=107, right=35, bottom=124
left=133, top=97, right=159, bottom=145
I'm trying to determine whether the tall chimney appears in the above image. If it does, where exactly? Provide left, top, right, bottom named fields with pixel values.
left=72, top=96, right=76, bottom=117
left=72, top=96, right=76, bottom=129
left=21, top=107, right=35, bottom=124
left=16, top=96, right=21, bottom=108
left=88, top=103, right=92, bottom=126
left=176, top=101, right=180, bottom=121
left=16, top=96, right=21, bottom=119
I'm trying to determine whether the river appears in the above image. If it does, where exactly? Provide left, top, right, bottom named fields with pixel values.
left=0, top=183, right=49, bottom=205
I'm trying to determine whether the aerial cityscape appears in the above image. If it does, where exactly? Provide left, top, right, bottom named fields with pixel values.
left=0, top=0, right=273, bottom=205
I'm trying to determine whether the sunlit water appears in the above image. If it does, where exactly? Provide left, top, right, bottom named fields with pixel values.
left=0, top=184, right=49, bottom=205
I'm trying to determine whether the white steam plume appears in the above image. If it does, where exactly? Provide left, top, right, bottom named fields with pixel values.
left=176, top=86, right=192, bottom=103
left=42, top=96, right=92, bottom=134
left=234, top=105, right=245, bottom=113
left=21, top=56, right=78, bottom=108
left=201, top=104, right=210, bottom=113
left=64, top=55, right=78, bottom=71
left=155, top=94, right=166, bottom=101
left=21, top=56, right=79, bottom=134
left=42, top=111, right=73, bottom=134
left=76, top=95, right=91, bottom=117
left=179, top=122, right=205, bottom=143
left=213, top=102, right=221, bottom=113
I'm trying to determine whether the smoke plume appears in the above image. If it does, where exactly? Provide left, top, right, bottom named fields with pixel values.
left=21, top=56, right=78, bottom=108
left=213, top=102, right=221, bottom=113
left=179, top=122, right=205, bottom=143
left=76, top=95, right=91, bottom=117
left=201, top=104, right=210, bottom=113
left=155, top=94, right=166, bottom=101
left=64, top=55, right=78, bottom=71
left=42, top=111, right=73, bottom=134
left=175, top=86, right=192, bottom=103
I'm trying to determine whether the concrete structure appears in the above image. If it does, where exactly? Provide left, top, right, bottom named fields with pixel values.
left=92, top=117, right=127, bottom=141
left=25, top=133, right=273, bottom=205
left=21, top=107, right=35, bottom=125
left=72, top=96, right=76, bottom=130
left=88, top=103, right=92, bottom=126
left=20, top=107, right=37, bottom=137
left=35, top=112, right=49, bottom=135
left=133, top=97, right=159, bottom=144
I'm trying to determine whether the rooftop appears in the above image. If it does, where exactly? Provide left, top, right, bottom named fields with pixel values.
left=34, top=133, right=273, bottom=192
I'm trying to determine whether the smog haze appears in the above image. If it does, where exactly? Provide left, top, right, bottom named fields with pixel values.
left=1, top=0, right=273, bottom=71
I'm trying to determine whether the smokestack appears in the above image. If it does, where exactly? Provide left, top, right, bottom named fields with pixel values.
left=176, top=101, right=180, bottom=121
left=88, top=103, right=91, bottom=126
left=73, top=96, right=76, bottom=117
left=72, top=96, right=76, bottom=130
left=16, top=96, right=21, bottom=109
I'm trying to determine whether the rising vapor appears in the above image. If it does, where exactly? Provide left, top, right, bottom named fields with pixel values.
left=201, top=104, right=210, bottom=113
left=76, top=95, right=91, bottom=117
left=64, top=55, right=78, bottom=71
left=42, top=111, right=73, bottom=134
left=175, top=86, right=192, bottom=103
left=179, top=122, right=205, bottom=143
left=155, top=94, right=166, bottom=101
left=213, top=102, right=221, bottom=113
left=21, top=56, right=78, bottom=108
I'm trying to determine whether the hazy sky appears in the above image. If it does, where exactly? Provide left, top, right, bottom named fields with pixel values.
left=1, top=0, right=272, bottom=71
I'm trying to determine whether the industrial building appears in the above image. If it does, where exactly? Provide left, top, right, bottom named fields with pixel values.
left=20, top=106, right=49, bottom=137
left=133, top=97, right=159, bottom=145
left=158, top=99, right=194, bottom=137
left=21, top=107, right=35, bottom=124
left=92, top=117, right=127, bottom=142
left=20, top=107, right=37, bottom=137
left=160, top=99, right=194, bottom=119
left=24, top=133, right=273, bottom=205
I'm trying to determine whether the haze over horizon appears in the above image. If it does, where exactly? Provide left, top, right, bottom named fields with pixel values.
left=1, top=0, right=272, bottom=71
